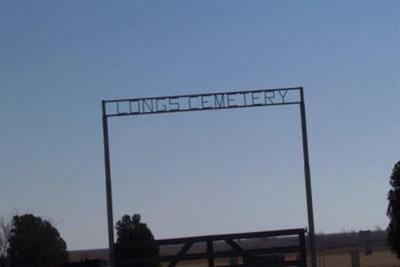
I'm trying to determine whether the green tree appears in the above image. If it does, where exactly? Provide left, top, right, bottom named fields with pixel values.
left=7, top=214, right=68, bottom=267
left=115, top=214, right=159, bottom=267
left=387, top=161, right=400, bottom=258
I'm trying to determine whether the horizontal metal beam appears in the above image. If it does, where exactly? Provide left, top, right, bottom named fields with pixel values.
left=103, top=87, right=302, bottom=117
left=104, top=87, right=302, bottom=103
left=155, top=228, right=306, bottom=246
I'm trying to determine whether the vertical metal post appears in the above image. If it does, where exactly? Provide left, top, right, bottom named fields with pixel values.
left=207, top=241, right=215, bottom=267
left=102, top=101, right=115, bottom=267
left=299, top=230, right=307, bottom=267
left=299, top=88, right=317, bottom=267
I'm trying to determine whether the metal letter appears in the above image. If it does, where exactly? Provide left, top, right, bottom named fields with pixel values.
left=241, top=92, right=248, bottom=105
left=129, top=100, right=141, bottom=114
left=201, top=95, right=212, bottom=109
left=251, top=92, right=262, bottom=106
left=264, top=91, right=275, bottom=104
left=169, top=97, right=180, bottom=111
left=214, top=94, right=225, bottom=108
left=227, top=93, right=237, bottom=107
left=156, top=98, right=167, bottom=112
left=189, top=96, right=199, bottom=110
left=278, top=90, right=288, bottom=103
left=142, top=99, right=154, bottom=113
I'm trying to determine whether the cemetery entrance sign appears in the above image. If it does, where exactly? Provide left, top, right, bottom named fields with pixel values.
left=102, top=87, right=317, bottom=267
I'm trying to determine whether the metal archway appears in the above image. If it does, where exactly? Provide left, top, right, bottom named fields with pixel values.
left=102, top=87, right=317, bottom=267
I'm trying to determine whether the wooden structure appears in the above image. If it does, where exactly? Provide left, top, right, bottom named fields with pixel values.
left=118, top=228, right=307, bottom=267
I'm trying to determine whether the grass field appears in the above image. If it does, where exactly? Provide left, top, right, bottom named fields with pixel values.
left=316, top=246, right=400, bottom=267
left=167, top=247, right=400, bottom=267
left=69, top=246, right=400, bottom=267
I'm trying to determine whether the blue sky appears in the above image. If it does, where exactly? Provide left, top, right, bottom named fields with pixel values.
left=1, top=2, right=399, bottom=250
